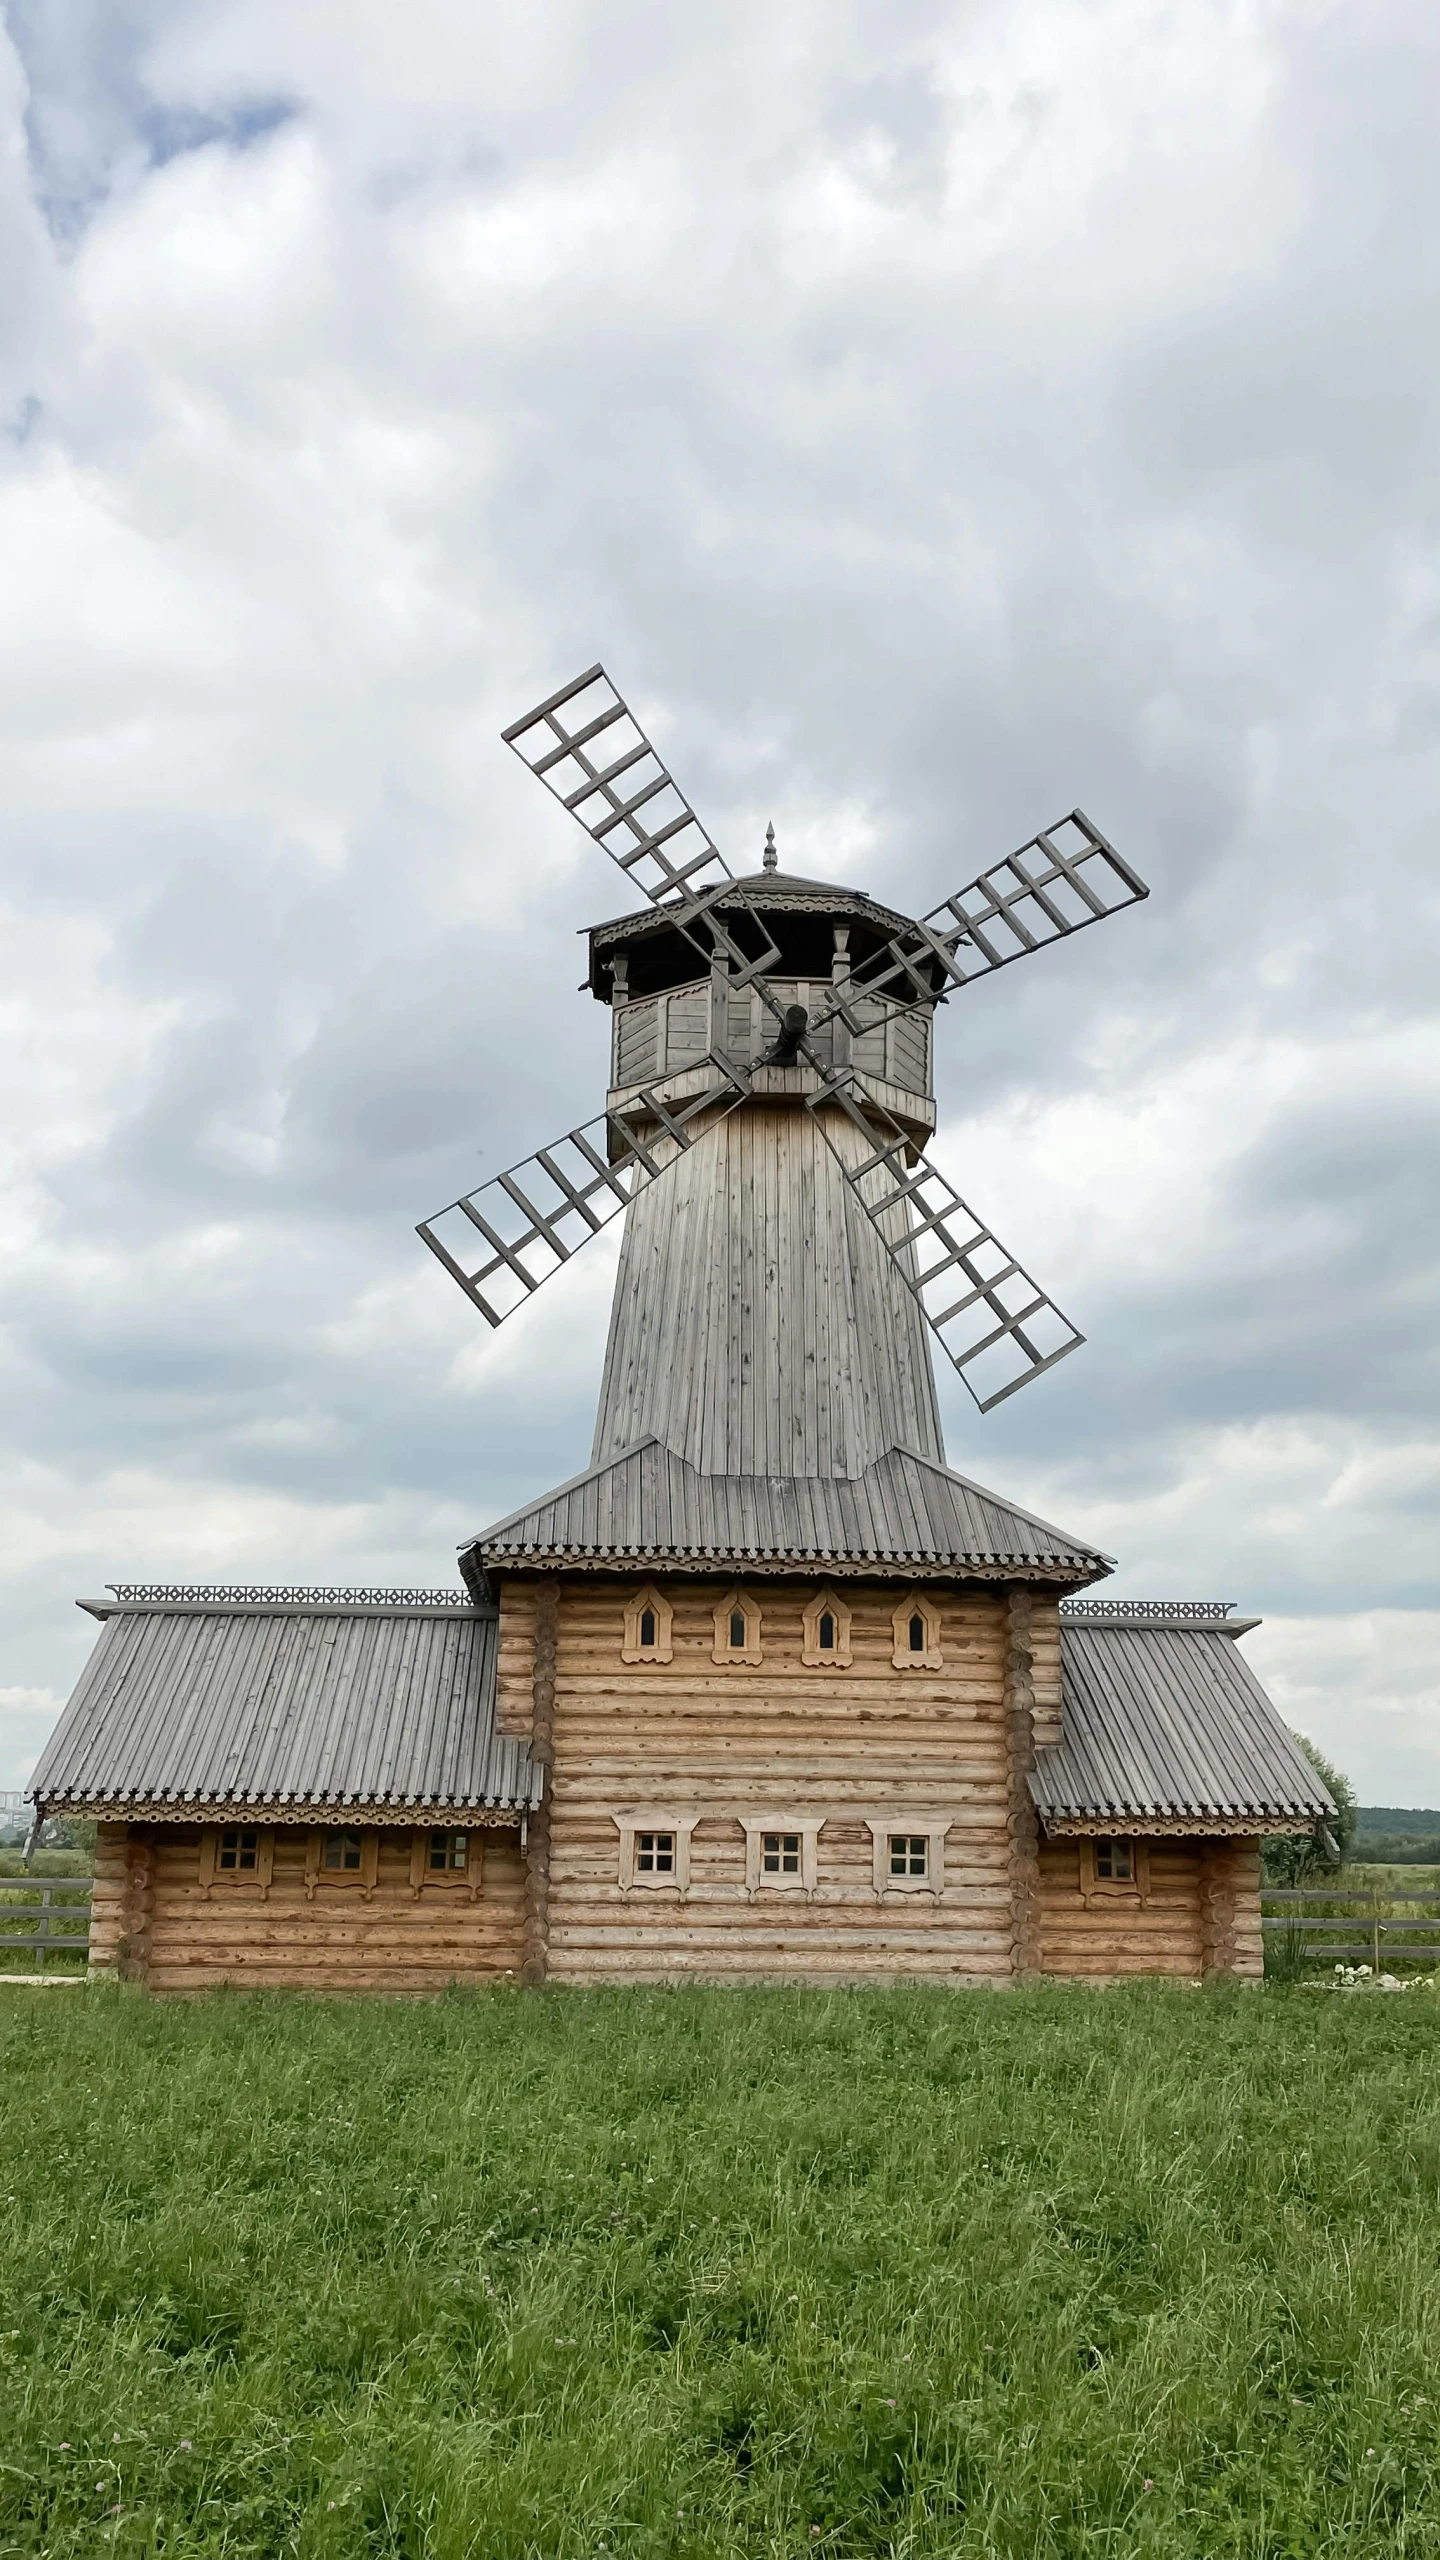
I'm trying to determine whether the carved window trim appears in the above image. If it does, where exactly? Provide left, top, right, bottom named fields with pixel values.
left=1079, top=1838, right=1149, bottom=1904
left=304, top=1828, right=380, bottom=1901
left=801, top=1587, right=853, bottom=1668
left=863, top=1814, right=953, bottom=1900
left=712, top=1587, right=763, bottom=1666
left=613, top=1810, right=699, bottom=1893
left=737, top=1813, right=825, bottom=1899
left=198, top=1827, right=274, bottom=1898
left=621, top=1582, right=674, bottom=1664
left=409, top=1828, right=483, bottom=1900
left=891, top=1590, right=943, bottom=1670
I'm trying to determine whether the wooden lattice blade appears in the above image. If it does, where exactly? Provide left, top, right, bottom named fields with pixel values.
left=503, top=664, right=731, bottom=909
left=418, top=1060, right=752, bottom=1326
left=502, top=665, right=787, bottom=997
left=813, top=810, right=1147, bottom=1033
left=807, top=1081, right=1084, bottom=1411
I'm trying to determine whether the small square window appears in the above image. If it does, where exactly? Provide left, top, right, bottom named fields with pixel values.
left=324, top=1831, right=364, bottom=1873
left=1094, top=1838, right=1134, bottom=1883
left=217, top=1828, right=258, bottom=1873
left=761, top=1831, right=802, bottom=1876
left=636, top=1830, right=675, bottom=1876
left=889, top=1833, right=929, bottom=1879
left=428, top=1831, right=468, bottom=1873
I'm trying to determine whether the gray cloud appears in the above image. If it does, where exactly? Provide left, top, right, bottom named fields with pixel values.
left=1, top=0, right=1437, bottom=1795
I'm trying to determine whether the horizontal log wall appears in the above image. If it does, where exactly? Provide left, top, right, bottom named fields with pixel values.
left=538, top=1575, right=1018, bottom=1986
left=1037, top=1837, right=1264, bottom=1980
left=95, top=1824, right=526, bottom=1993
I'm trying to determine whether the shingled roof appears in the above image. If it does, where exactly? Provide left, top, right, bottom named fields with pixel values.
left=1035, top=1616, right=1333, bottom=1834
left=29, top=1592, right=541, bottom=1824
left=464, top=1436, right=1112, bottom=1584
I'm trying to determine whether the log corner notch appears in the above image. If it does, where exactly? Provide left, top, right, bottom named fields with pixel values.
left=520, top=1579, right=557, bottom=1987
left=89, top=1822, right=156, bottom=1982
left=1004, top=1586, right=1043, bottom=1984
left=1200, top=1837, right=1262, bottom=1981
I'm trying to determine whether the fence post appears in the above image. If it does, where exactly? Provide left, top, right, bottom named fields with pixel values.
left=1372, top=1891, right=1381, bottom=1975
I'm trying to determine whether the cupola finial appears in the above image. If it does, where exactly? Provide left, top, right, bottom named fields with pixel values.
left=763, top=821, right=778, bottom=873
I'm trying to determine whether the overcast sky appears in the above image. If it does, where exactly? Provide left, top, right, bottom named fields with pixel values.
left=2, top=0, right=1436, bottom=1803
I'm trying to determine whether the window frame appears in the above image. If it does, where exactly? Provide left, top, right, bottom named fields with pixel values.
left=613, top=1810, right=699, bottom=1893
left=711, top=1587, right=763, bottom=1667
left=863, top=1814, right=953, bottom=1899
left=738, top=1812, right=825, bottom=1899
left=621, top=1582, right=674, bottom=1665
left=304, top=1827, right=380, bottom=1901
left=409, top=1828, right=483, bottom=1899
left=890, top=1591, right=943, bottom=1670
left=801, top=1586, right=853, bottom=1668
left=1079, top=1837, right=1148, bottom=1904
left=198, top=1827, right=274, bottom=1896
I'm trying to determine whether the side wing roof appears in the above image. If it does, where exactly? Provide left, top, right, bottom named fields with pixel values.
left=28, top=1592, right=540, bottom=1821
left=1034, top=1619, right=1333, bottom=1832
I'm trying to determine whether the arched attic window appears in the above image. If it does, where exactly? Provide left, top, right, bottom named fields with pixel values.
left=712, top=1588, right=763, bottom=1666
left=801, top=1587, right=853, bottom=1668
left=891, top=1591, right=943, bottom=1670
left=621, top=1584, right=674, bottom=1664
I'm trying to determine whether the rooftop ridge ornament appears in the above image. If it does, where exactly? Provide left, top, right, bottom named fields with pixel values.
left=417, top=665, right=1151, bottom=1418
left=1059, top=1598, right=1236, bottom=1621
left=106, top=1583, right=474, bottom=1609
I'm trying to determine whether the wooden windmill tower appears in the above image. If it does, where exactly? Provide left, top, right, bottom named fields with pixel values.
left=417, top=669, right=1162, bottom=1985
left=419, top=665, right=1149, bottom=1438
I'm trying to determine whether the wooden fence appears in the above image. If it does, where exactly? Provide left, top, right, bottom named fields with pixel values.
left=1261, top=1887, right=1440, bottom=1971
left=0, top=1874, right=92, bottom=1971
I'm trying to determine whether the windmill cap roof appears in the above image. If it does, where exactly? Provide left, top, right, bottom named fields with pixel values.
left=586, top=868, right=923, bottom=949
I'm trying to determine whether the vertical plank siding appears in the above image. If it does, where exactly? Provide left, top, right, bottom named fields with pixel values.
left=590, top=1103, right=947, bottom=1479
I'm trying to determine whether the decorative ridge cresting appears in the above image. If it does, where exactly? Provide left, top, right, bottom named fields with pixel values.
left=1059, top=1598, right=1235, bottom=1621
left=106, top=1583, right=474, bottom=1608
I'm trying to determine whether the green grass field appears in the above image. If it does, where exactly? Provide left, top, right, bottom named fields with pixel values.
left=3, top=1983, right=1440, bottom=2558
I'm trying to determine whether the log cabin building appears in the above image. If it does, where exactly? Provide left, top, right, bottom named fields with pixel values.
left=28, top=854, right=1331, bottom=1990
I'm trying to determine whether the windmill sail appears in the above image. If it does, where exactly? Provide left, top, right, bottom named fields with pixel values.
left=813, top=811, right=1148, bottom=1034
left=418, top=1059, right=751, bottom=1326
left=806, top=1083, right=1084, bottom=1412
left=503, top=666, right=785, bottom=997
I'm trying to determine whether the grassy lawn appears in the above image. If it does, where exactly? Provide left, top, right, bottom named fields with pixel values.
left=3, top=1984, right=1440, bottom=2557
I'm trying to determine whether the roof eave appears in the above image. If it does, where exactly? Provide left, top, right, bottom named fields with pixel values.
left=29, top=1791, right=542, bottom=1826
left=1034, top=1808, right=1326, bottom=1838
left=475, top=1550, right=1103, bottom=1582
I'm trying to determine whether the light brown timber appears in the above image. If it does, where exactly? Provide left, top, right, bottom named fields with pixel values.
left=88, top=1824, right=526, bottom=1993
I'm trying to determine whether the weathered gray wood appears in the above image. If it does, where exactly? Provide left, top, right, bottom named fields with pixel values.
left=591, top=1095, right=946, bottom=1479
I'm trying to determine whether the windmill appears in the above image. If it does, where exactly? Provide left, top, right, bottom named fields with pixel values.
left=417, top=667, right=1148, bottom=1443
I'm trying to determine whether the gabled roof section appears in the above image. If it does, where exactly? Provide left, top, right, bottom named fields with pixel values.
left=1033, top=1623, right=1333, bottom=1833
left=29, top=1593, right=540, bottom=1821
left=465, top=1438, right=1111, bottom=1584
